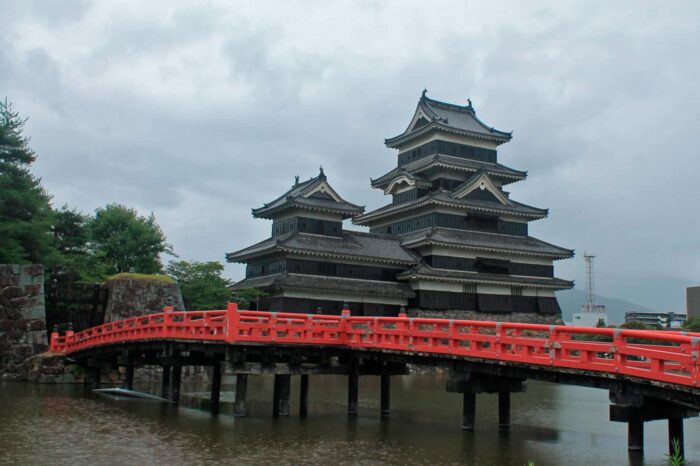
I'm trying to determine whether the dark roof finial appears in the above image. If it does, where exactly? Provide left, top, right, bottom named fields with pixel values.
left=421, top=88, right=428, bottom=98
left=294, top=175, right=299, bottom=186
left=319, top=165, right=326, bottom=180
left=467, top=98, right=472, bottom=108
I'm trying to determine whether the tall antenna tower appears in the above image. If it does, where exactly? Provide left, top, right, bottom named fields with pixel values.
left=582, top=252, right=605, bottom=313
left=584, top=253, right=595, bottom=310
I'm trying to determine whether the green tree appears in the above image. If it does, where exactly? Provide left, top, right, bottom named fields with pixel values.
left=683, top=317, right=700, bottom=333
left=89, top=203, right=174, bottom=275
left=46, top=205, right=104, bottom=282
left=0, top=98, right=53, bottom=263
left=232, top=288, right=268, bottom=310
left=166, top=260, right=232, bottom=310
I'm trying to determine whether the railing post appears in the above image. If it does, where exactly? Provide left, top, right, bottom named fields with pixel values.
left=65, top=323, right=75, bottom=352
left=50, top=327, right=60, bottom=352
left=226, top=302, right=239, bottom=342
left=691, top=337, right=699, bottom=387
left=547, top=325, right=559, bottom=366
left=495, top=322, right=503, bottom=358
left=162, top=306, right=173, bottom=338
left=613, top=329, right=624, bottom=373
left=340, top=304, right=350, bottom=345
left=398, top=307, right=408, bottom=348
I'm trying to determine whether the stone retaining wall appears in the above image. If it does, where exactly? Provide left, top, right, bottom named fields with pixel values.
left=0, top=264, right=47, bottom=378
left=103, top=276, right=185, bottom=322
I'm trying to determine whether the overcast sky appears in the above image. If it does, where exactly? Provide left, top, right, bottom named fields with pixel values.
left=2, top=1, right=699, bottom=310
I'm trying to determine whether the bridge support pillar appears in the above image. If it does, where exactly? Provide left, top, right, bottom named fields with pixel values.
left=447, top=372, right=525, bottom=431
left=124, top=355, right=134, bottom=390
left=161, top=366, right=171, bottom=399
left=169, top=363, right=182, bottom=404
left=380, top=373, right=390, bottom=418
left=610, top=390, right=698, bottom=456
left=498, top=391, right=510, bottom=429
left=210, top=363, right=222, bottom=415
left=299, top=374, right=309, bottom=418
left=628, top=419, right=644, bottom=453
left=273, top=374, right=291, bottom=417
left=348, top=371, right=359, bottom=415
left=234, top=374, right=248, bottom=417
left=462, top=392, right=476, bottom=431
left=668, top=418, right=684, bottom=459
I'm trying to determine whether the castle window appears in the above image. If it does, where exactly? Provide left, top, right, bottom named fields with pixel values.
left=463, top=284, right=477, bottom=294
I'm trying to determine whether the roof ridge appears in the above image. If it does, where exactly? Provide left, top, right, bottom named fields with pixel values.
left=256, top=174, right=321, bottom=209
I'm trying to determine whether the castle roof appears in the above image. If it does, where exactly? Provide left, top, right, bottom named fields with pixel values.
left=385, top=92, right=513, bottom=148
left=396, top=262, right=573, bottom=290
left=399, top=227, right=574, bottom=260
left=353, top=190, right=548, bottom=225
left=230, top=272, right=416, bottom=299
left=252, top=168, right=365, bottom=220
left=226, top=230, right=417, bottom=266
left=370, top=154, right=526, bottom=189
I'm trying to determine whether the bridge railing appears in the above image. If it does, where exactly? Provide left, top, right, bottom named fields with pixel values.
left=49, top=304, right=700, bottom=388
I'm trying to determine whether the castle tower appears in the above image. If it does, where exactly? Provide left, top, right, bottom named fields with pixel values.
left=353, top=92, right=574, bottom=317
left=226, top=168, right=416, bottom=314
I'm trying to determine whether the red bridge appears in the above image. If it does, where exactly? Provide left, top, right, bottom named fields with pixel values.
left=51, top=303, right=700, bottom=458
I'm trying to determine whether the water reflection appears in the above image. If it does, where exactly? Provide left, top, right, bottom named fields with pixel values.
left=0, top=376, right=698, bottom=465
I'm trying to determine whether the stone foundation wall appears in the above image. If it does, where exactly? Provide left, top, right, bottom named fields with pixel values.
left=0, top=264, right=47, bottom=378
left=408, top=309, right=563, bottom=325
left=104, top=276, right=185, bottom=321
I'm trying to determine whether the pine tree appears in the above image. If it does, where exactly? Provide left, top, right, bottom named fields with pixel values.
left=89, top=203, right=175, bottom=275
left=0, top=98, right=53, bottom=264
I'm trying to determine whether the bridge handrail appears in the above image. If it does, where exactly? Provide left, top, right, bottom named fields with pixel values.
left=49, top=304, right=700, bottom=388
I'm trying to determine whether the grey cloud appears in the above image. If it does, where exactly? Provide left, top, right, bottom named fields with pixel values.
left=1, top=0, right=698, bottom=310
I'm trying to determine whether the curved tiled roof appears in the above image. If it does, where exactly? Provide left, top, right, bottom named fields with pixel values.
left=396, top=263, right=573, bottom=290
left=252, top=169, right=364, bottom=219
left=400, top=227, right=574, bottom=259
left=353, top=190, right=547, bottom=225
left=230, top=272, right=415, bottom=299
left=370, top=155, right=527, bottom=189
left=226, top=230, right=417, bottom=265
left=385, top=93, right=512, bottom=147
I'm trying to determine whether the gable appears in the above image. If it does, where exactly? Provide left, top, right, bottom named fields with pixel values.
left=464, top=188, right=501, bottom=203
left=452, top=171, right=511, bottom=205
left=385, top=175, right=416, bottom=194
left=302, top=180, right=343, bottom=203
left=405, top=107, right=434, bottom=134
left=309, top=191, right=335, bottom=200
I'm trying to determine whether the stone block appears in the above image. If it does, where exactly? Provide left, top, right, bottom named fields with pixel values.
left=28, top=320, right=46, bottom=332
left=0, top=286, right=25, bottom=300
left=104, top=277, right=185, bottom=321
left=9, top=296, right=30, bottom=309
left=21, top=305, right=45, bottom=320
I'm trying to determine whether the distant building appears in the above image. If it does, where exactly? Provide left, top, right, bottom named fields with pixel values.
left=624, top=311, right=686, bottom=329
left=571, top=307, right=607, bottom=327
left=227, top=92, right=574, bottom=320
left=687, top=286, right=700, bottom=319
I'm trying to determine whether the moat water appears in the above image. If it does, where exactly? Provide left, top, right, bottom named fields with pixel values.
left=1, top=375, right=699, bottom=465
